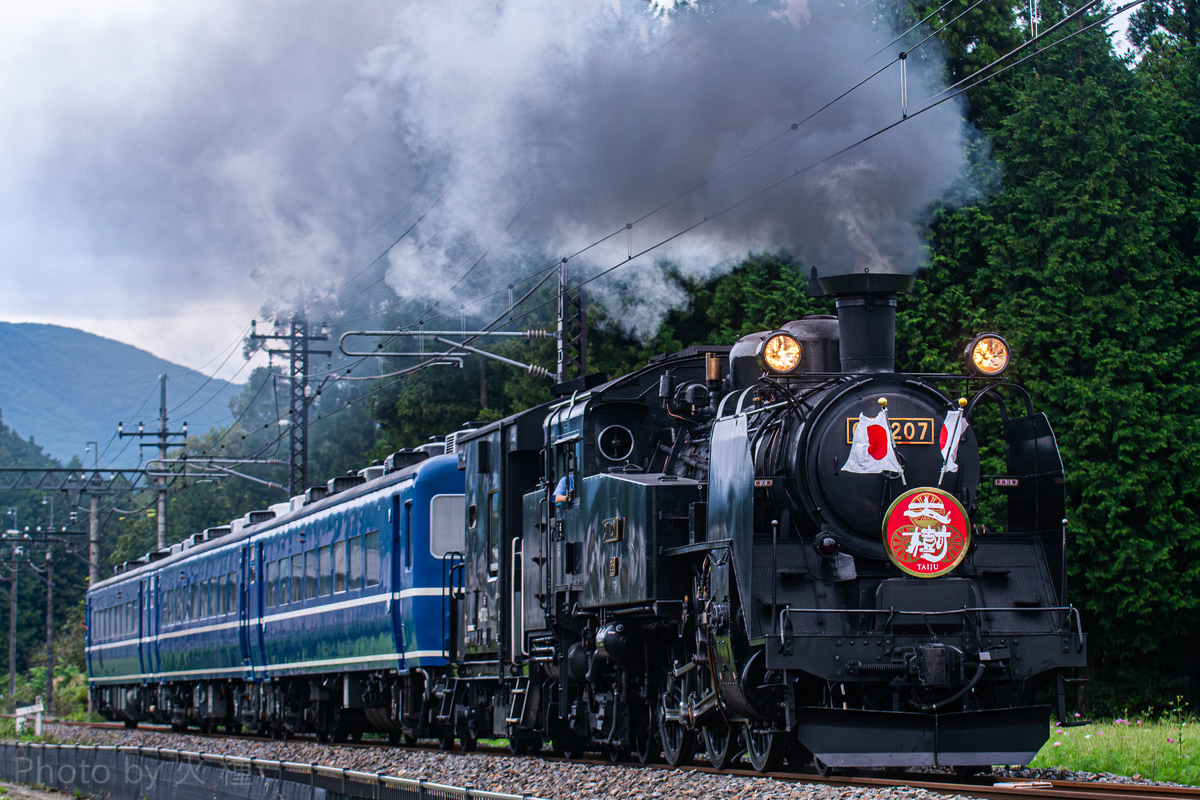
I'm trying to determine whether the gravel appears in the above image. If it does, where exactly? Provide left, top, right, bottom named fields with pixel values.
left=27, top=724, right=1170, bottom=800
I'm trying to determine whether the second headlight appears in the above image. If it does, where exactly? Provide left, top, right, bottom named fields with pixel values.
left=965, top=333, right=1011, bottom=376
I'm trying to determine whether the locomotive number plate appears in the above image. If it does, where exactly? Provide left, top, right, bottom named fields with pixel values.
left=846, top=417, right=935, bottom=446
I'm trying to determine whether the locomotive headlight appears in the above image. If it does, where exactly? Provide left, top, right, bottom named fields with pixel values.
left=965, top=333, right=1011, bottom=376
left=758, top=332, right=802, bottom=374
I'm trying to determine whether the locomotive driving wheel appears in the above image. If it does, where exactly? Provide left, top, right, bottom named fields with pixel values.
left=743, top=722, right=785, bottom=772
left=658, top=643, right=695, bottom=767
left=702, top=718, right=739, bottom=769
left=633, top=708, right=660, bottom=764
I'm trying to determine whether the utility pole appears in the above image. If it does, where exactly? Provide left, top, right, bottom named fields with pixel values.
left=118, top=374, right=187, bottom=550
left=87, top=479, right=103, bottom=587
left=24, top=547, right=53, bottom=717
left=246, top=317, right=331, bottom=497
left=0, top=532, right=21, bottom=715
left=557, top=259, right=588, bottom=383
left=3, top=511, right=13, bottom=714
left=7, top=560, right=15, bottom=715
left=42, top=549, right=51, bottom=716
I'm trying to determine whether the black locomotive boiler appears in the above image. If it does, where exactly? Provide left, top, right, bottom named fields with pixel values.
left=443, top=271, right=1086, bottom=771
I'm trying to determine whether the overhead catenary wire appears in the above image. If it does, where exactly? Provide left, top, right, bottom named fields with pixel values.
left=167, top=324, right=255, bottom=419
left=470, top=0, right=1137, bottom=337
left=192, top=0, right=1132, bottom=469
left=310, top=0, right=1130, bottom=395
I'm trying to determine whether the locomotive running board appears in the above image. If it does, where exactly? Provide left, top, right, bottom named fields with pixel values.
left=795, top=705, right=1051, bottom=768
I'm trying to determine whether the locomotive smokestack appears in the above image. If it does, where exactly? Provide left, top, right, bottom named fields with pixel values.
left=815, top=271, right=915, bottom=374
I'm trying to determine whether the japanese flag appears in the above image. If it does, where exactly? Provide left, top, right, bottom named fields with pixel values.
left=843, top=410, right=903, bottom=475
left=939, top=408, right=968, bottom=474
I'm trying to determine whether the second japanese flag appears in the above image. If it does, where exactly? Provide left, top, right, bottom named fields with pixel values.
left=939, top=408, right=968, bottom=474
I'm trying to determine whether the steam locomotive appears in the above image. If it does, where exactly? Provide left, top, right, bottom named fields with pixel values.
left=88, top=271, right=1086, bottom=772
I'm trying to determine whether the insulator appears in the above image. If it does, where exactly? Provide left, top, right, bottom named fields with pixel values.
left=525, top=330, right=550, bottom=339
left=527, top=364, right=553, bottom=379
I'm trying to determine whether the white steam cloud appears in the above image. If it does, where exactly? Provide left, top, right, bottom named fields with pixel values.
left=0, top=0, right=979, bottom=360
left=358, top=0, right=976, bottom=335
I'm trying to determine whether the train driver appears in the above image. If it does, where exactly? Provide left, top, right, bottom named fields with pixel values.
left=554, top=474, right=574, bottom=506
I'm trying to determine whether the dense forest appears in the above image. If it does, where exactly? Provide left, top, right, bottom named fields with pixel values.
left=1, top=0, right=1197, bottom=717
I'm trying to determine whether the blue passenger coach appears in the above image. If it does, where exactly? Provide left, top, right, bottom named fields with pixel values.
left=88, top=449, right=465, bottom=741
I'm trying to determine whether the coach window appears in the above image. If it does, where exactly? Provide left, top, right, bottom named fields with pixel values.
left=333, top=540, right=347, bottom=593
left=281, top=558, right=293, bottom=604
left=430, top=494, right=466, bottom=557
left=365, top=531, right=381, bottom=587
left=282, top=557, right=293, bottom=604
left=348, top=535, right=364, bottom=591
left=190, top=583, right=198, bottom=621
left=227, top=572, right=237, bottom=611
left=266, top=560, right=278, bottom=606
left=319, top=545, right=332, bottom=596
left=207, top=580, right=216, bottom=617
left=291, top=555, right=304, bottom=602
left=217, top=575, right=226, bottom=615
left=305, top=549, right=317, bottom=599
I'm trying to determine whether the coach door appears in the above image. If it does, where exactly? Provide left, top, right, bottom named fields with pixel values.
left=143, top=576, right=161, bottom=679
left=391, top=492, right=408, bottom=665
left=239, top=544, right=266, bottom=677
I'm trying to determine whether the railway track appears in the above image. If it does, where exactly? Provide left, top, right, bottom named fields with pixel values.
left=42, top=720, right=1200, bottom=800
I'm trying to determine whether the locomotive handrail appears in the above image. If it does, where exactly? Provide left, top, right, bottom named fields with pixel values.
left=779, top=604, right=1085, bottom=644
left=443, top=551, right=466, bottom=659
left=778, top=603, right=1082, bottom=618
left=660, top=538, right=731, bottom=557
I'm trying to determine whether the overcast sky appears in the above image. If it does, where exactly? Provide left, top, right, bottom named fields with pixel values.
left=0, top=0, right=996, bottom=383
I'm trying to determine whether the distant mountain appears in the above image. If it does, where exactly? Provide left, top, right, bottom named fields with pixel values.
left=0, top=323, right=245, bottom=465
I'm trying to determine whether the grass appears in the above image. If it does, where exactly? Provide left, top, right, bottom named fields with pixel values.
left=1028, top=701, right=1199, bottom=785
